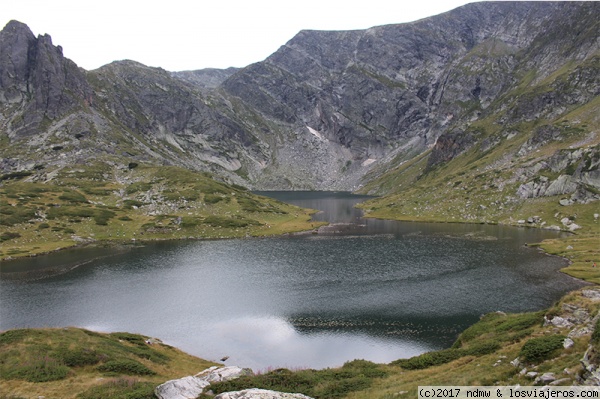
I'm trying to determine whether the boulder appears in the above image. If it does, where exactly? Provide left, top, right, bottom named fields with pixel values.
left=214, top=389, right=315, bottom=399
left=155, top=366, right=254, bottom=399
left=155, top=376, right=210, bottom=399
left=535, top=372, right=556, bottom=384
left=582, top=290, right=600, bottom=301
left=544, top=316, right=574, bottom=329
left=196, top=366, right=254, bottom=382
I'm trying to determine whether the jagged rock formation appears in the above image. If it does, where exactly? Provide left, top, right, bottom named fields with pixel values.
left=0, top=2, right=598, bottom=199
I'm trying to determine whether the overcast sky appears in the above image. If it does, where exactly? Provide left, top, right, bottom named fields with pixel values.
left=3, top=0, right=473, bottom=72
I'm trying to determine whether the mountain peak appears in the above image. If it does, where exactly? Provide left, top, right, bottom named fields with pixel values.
left=1, top=19, right=35, bottom=37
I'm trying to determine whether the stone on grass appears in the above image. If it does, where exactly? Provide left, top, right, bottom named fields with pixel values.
left=214, top=388, right=315, bottom=399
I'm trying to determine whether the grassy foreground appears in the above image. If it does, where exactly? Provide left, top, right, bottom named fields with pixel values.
left=0, top=328, right=217, bottom=399
left=0, top=162, right=322, bottom=260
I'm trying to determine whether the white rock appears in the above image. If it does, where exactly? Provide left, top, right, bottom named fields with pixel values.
left=544, top=316, right=574, bottom=328
left=214, top=388, right=315, bottom=399
left=195, top=366, right=254, bottom=382
left=568, top=223, right=581, bottom=231
left=563, top=338, right=574, bottom=349
left=155, top=376, right=210, bottom=399
left=156, top=366, right=254, bottom=399
left=582, top=290, right=600, bottom=301
left=535, top=372, right=556, bottom=384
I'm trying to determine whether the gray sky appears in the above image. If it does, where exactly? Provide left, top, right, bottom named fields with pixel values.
left=3, top=0, right=473, bottom=72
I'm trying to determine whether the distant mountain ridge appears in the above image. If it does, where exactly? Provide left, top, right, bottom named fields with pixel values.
left=0, top=2, right=598, bottom=203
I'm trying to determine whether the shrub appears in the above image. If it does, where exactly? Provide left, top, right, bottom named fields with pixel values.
left=0, top=232, right=21, bottom=242
left=0, top=204, right=36, bottom=226
left=203, top=216, right=260, bottom=228
left=204, top=193, right=225, bottom=204
left=2, top=355, right=70, bottom=382
left=56, top=347, right=101, bottom=367
left=392, top=341, right=501, bottom=370
left=0, top=329, right=29, bottom=344
left=125, top=182, right=152, bottom=194
left=93, top=209, right=116, bottom=225
left=392, top=348, right=463, bottom=370
left=59, top=191, right=88, bottom=203
left=97, top=359, right=155, bottom=376
left=519, top=335, right=566, bottom=363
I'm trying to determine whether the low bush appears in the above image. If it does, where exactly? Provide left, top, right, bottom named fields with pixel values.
left=1, top=355, right=70, bottom=382
left=0, top=204, right=36, bottom=226
left=58, top=190, right=88, bottom=203
left=203, top=215, right=260, bottom=228
left=125, top=182, right=152, bottom=194
left=56, top=347, right=101, bottom=367
left=392, top=348, right=463, bottom=370
left=0, top=329, right=29, bottom=344
left=519, top=335, right=566, bottom=363
left=0, top=231, right=21, bottom=242
left=97, top=359, right=155, bottom=376
left=204, top=193, right=226, bottom=204
left=392, top=341, right=501, bottom=370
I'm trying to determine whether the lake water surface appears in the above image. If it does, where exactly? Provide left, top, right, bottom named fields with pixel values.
left=0, top=192, right=585, bottom=370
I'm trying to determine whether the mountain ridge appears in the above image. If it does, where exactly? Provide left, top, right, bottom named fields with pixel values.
left=0, top=2, right=598, bottom=211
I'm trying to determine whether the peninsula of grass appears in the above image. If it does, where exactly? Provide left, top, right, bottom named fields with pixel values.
left=0, top=162, right=323, bottom=260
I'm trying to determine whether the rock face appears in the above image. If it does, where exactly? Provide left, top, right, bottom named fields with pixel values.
left=0, top=2, right=598, bottom=196
left=214, top=389, right=314, bottom=399
left=0, top=20, right=93, bottom=138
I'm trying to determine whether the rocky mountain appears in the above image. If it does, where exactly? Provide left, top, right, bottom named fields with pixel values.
left=0, top=2, right=598, bottom=205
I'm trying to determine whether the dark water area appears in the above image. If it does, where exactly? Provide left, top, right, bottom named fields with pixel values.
left=0, top=191, right=585, bottom=370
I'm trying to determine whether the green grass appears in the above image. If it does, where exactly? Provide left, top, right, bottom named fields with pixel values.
left=77, top=378, right=155, bottom=399
left=0, top=328, right=217, bottom=399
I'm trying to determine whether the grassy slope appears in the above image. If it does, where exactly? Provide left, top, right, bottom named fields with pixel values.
left=0, top=162, right=322, bottom=260
left=346, top=288, right=600, bottom=399
left=0, top=328, right=218, bottom=399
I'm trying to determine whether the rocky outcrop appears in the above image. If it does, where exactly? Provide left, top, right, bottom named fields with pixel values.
left=214, top=389, right=314, bottom=399
left=155, top=366, right=253, bottom=399
left=0, top=20, right=93, bottom=138
left=517, top=146, right=600, bottom=204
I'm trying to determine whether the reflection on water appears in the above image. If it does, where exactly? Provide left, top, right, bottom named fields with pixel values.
left=0, top=192, right=585, bottom=370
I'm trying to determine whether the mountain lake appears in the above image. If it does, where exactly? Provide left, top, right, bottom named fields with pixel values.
left=0, top=191, right=586, bottom=370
